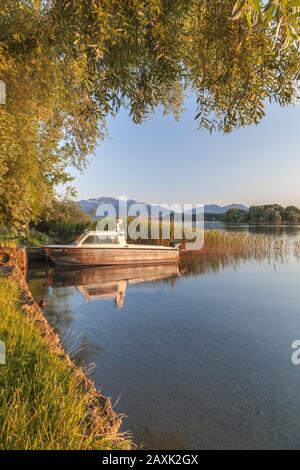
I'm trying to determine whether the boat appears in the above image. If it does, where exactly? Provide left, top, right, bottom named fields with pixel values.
left=44, top=220, right=180, bottom=267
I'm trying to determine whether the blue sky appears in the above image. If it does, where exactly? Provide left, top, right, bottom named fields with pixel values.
left=70, top=96, right=300, bottom=207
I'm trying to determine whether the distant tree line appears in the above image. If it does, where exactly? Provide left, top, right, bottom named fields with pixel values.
left=222, top=205, right=300, bottom=225
left=204, top=213, right=223, bottom=222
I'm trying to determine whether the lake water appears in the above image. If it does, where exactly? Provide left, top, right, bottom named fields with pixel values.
left=28, top=226, right=300, bottom=449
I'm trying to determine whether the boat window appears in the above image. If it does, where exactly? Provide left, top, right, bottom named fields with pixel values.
left=82, top=235, right=118, bottom=245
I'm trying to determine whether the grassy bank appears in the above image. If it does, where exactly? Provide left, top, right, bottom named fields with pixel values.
left=0, top=275, right=131, bottom=450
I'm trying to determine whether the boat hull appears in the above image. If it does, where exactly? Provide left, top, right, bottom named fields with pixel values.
left=44, top=246, right=179, bottom=266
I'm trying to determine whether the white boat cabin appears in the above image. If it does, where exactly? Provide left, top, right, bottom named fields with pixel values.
left=73, top=230, right=127, bottom=248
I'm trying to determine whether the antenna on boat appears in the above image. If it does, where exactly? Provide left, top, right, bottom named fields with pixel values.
left=116, top=218, right=123, bottom=232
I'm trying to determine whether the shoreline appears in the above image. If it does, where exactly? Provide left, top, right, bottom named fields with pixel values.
left=0, top=247, right=131, bottom=450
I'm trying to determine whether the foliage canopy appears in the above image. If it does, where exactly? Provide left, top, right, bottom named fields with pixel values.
left=35, top=198, right=92, bottom=243
left=0, top=1, right=300, bottom=229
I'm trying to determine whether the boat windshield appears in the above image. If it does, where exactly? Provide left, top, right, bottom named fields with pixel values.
left=81, top=234, right=118, bottom=245
left=71, top=233, right=87, bottom=245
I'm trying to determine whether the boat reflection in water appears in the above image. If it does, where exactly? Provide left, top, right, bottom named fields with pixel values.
left=45, top=263, right=180, bottom=308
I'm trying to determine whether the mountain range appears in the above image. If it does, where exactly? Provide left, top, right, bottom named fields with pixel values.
left=78, top=197, right=248, bottom=219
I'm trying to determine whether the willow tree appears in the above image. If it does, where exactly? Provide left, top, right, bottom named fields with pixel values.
left=0, top=0, right=300, bottom=230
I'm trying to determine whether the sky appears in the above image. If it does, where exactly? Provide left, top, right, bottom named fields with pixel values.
left=69, top=95, right=300, bottom=208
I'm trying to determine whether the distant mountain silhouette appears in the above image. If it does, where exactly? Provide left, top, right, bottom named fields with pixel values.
left=202, top=203, right=248, bottom=214
left=78, top=197, right=174, bottom=219
left=78, top=197, right=248, bottom=218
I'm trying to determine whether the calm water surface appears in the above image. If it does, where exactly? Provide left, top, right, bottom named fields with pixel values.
left=29, top=226, right=300, bottom=449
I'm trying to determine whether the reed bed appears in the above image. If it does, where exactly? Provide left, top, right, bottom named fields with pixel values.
left=127, top=219, right=188, bottom=247
left=200, top=230, right=290, bottom=260
left=293, top=240, right=300, bottom=258
left=126, top=222, right=293, bottom=260
left=179, top=232, right=297, bottom=278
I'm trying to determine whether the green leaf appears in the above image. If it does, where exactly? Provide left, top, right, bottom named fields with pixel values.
left=264, top=5, right=276, bottom=24
left=246, top=11, right=253, bottom=28
left=250, top=0, right=261, bottom=14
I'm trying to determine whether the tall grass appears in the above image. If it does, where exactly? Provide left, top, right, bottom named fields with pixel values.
left=0, top=239, right=17, bottom=248
left=123, top=220, right=291, bottom=259
left=293, top=240, right=300, bottom=258
left=0, top=228, right=18, bottom=247
left=201, top=230, right=290, bottom=258
left=0, top=277, right=131, bottom=450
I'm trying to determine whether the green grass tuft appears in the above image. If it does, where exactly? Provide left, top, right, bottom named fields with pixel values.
left=0, top=277, right=131, bottom=450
